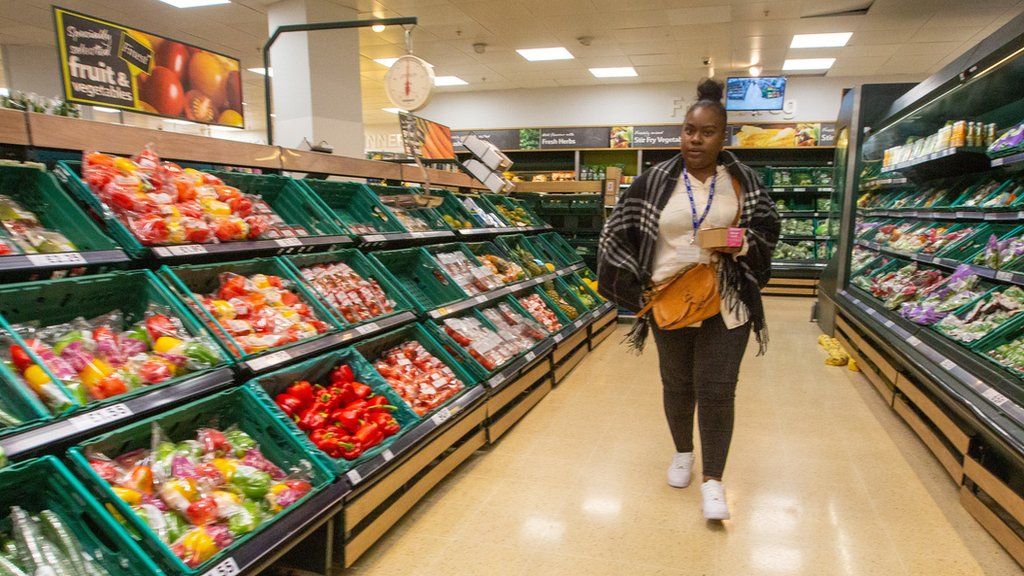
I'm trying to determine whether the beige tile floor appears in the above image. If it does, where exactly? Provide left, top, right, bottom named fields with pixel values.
left=347, top=298, right=1022, bottom=576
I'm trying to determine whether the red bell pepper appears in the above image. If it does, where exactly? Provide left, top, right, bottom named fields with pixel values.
left=286, top=380, right=316, bottom=406
left=330, top=408, right=362, bottom=434
left=351, top=382, right=372, bottom=400
left=354, top=421, right=383, bottom=449
left=365, top=396, right=395, bottom=410
left=297, top=408, right=328, bottom=432
left=274, top=393, right=304, bottom=417
left=330, top=365, right=354, bottom=384
left=370, top=412, right=400, bottom=436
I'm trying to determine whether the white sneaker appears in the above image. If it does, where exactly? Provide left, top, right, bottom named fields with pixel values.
left=667, top=452, right=695, bottom=488
left=701, top=480, right=730, bottom=520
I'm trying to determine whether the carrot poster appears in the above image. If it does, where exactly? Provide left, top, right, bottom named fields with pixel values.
left=398, top=113, right=456, bottom=161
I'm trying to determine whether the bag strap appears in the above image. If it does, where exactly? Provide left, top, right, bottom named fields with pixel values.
left=731, top=175, right=744, bottom=227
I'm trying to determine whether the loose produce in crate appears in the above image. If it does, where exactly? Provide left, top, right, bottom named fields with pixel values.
left=193, top=272, right=331, bottom=355
left=386, top=206, right=433, bottom=232
left=478, top=253, right=525, bottom=283
left=541, top=280, right=580, bottom=319
left=899, top=265, right=982, bottom=325
left=780, top=219, right=813, bottom=236
left=496, top=204, right=532, bottom=227
left=480, top=303, right=547, bottom=347
left=81, top=147, right=305, bottom=247
left=957, top=179, right=1003, bottom=208
left=459, top=197, right=504, bottom=228
left=372, top=341, right=464, bottom=416
left=888, top=224, right=974, bottom=254
left=4, top=305, right=222, bottom=410
left=864, top=263, right=945, bottom=309
left=434, top=251, right=502, bottom=295
left=510, top=245, right=547, bottom=277
left=981, top=180, right=1022, bottom=209
left=937, top=286, right=1024, bottom=343
left=85, top=426, right=313, bottom=568
left=297, top=262, right=395, bottom=324
left=987, top=335, right=1024, bottom=374
left=851, top=247, right=876, bottom=271
left=273, top=364, right=401, bottom=461
left=570, top=281, right=597, bottom=308
left=441, top=316, right=521, bottom=371
left=0, top=506, right=116, bottom=576
left=0, top=195, right=76, bottom=255
left=773, top=241, right=815, bottom=260
left=518, top=294, right=563, bottom=333
left=974, top=233, right=1024, bottom=269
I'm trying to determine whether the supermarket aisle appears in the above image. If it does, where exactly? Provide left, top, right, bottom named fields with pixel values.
left=347, top=298, right=1020, bottom=576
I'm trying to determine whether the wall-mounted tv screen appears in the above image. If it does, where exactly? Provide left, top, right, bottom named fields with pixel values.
left=725, top=77, right=786, bottom=111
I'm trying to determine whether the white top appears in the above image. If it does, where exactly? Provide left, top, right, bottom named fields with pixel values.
left=650, top=165, right=750, bottom=329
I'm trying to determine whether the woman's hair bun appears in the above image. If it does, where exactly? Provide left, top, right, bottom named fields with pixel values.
left=696, top=78, right=724, bottom=103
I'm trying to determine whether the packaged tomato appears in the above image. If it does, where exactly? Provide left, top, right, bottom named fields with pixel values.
left=129, top=213, right=171, bottom=245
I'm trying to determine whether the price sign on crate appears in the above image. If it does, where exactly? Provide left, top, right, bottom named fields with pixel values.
left=27, top=253, right=87, bottom=267
left=431, top=407, right=452, bottom=426
left=68, top=403, right=133, bottom=431
left=202, top=558, right=239, bottom=576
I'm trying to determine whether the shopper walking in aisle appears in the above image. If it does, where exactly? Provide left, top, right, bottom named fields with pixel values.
left=597, top=79, right=780, bottom=520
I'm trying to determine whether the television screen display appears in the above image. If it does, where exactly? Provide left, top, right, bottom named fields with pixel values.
left=725, top=77, right=786, bottom=111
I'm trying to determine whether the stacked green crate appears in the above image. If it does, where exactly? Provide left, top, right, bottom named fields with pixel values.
left=370, top=247, right=470, bottom=313
left=364, top=184, right=452, bottom=233
left=300, top=180, right=406, bottom=235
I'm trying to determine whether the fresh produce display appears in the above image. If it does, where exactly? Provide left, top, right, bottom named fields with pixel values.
left=899, top=265, right=982, bottom=325
left=193, top=272, right=332, bottom=355
left=886, top=224, right=974, bottom=254
left=987, top=121, right=1024, bottom=158
left=441, top=214, right=473, bottom=230
left=518, top=294, right=564, bottom=333
left=936, top=287, right=1024, bottom=343
left=781, top=219, right=814, bottom=236
left=273, top=364, right=401, bottom=460
left=508, top=244, right=549, bottom=277
left=386, top=206, right=433, bottom=232
left=851, top=247, right=877, bottom=271
left=986, top=335, right=1024, bottom=374
left=974, top=232, right=1024, bottom=269
left=296, top=262, right=395, bottom=324
left=957, top=179, right=1003, bottom=208
left=81, top=148, right=304, bottom=247
left=458, top=197, right=505, bottom=228
left=480, top=303, right=548, bottom=348
left=770, top=168, right=832, bottom=187
left=541, top=280, right=580, bottom=320
left=4, top=305, right=222, bottom=411
left=980, top=179, right=1022, bottom=208
left=372, top=341, right=464, bottom=416
left=569, top=282, right=597, bottom=308
left=817, top=198, right=831, bottom=212
left=883, top=120, right=996, bottom=169
left=862, top=263, right=945, bottom=309
left=85, top=426, right=312, bottom=568
left=441, top=316, right=523, bottom=371
left=773, top=241, right=816, bottom=260
left=0, top=506, right=116, bottom=576
left=496, top=204, right=532, bottom=227
left=477, top=253, right=525, bottom=283
left=0, top=195, right=76, bottom=255
left=433, top=251, right=503, bottom=295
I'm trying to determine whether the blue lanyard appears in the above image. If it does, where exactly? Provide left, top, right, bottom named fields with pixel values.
left=681, top=163, right=717, bottom=240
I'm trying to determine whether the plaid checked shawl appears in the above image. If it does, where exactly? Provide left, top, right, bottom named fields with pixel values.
left=597, top=151, right=780, bottom=354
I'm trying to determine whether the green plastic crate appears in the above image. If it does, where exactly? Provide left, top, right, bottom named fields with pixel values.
left=0, top=165, right=121, bottom=257
left=463, top=241, right=528, bottom=284
left=936, top=224, right=1021, bottom=263
left=949, top=177, right=1007, bottom=210
left=539, top=232, right=585, bottom=266
left=66, top=387, right=335, bottom=576
left=160, top=258, right=340, bottom=362
left=0, top=456, right=166, bottom=576
left=484, top=195, right=540, bottom=227
left=452, top=193, right=507, bottom=228
left=0, top=349, right=54, bottom=435
left=353, top=323, right=480, bottom=417
left=279, top=249, right=415, bottom=327
left=536, top=276, right=588, bottom=320
left=495, top=234, right=549, bottom=277
left=427, top=189, right=477, bottom=230
left=245, top=348, right=420, bottom=475
left=977, top=312, right=1024, bottom=378
left=0, top=270, right=231, bottom=414
left=421, top=242, right=504, bottom=296
left=517, top=286, right=575, bottom=330
left=521, top=235, right=572, bottom=269
left=369, top=248, right=469, bottom=314
left=561, top=271, right=604, bottom=309
left=209, top=171, right=348, bottom=236
left=364, top=184, right=452, bottom=233
left=931, top=285, right=1018, bottom=349
left=297, top=180, right=405, bottom=236
left=907, top=222, right=978, bottom=255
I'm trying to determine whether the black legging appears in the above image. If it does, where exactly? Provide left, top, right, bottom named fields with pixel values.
left=651, top=314, right=750, bottom=480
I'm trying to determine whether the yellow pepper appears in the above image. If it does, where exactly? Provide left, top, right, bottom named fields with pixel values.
left=79, top=359, right=114, bottom=390
left=250, top=274, right=272, bottom=290
left=114, top=157, right=137, bottom=174
left=211, top=300, right=235, bottom=320
left=180, top=527, right=218, bottom=567
left=166, top=218, right=186, bottom=244
left=210, top=458, right=237, bottom=481
left=545, top=262, right=556, bottom=272
left=111, top=486, right=142, bottom=505
left=22, top=364, right=51, bottom=391
left=265, top=483, right=290, bottom=512
left=199, top=197, right=231, bottom=216
left=154, top=336, right=185, bottom=354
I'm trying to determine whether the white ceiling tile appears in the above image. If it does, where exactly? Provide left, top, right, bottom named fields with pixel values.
left=666, top=5, right=733, bottom=26
left=613, top=27, right=674, bottom=44
left=520, top=0, right=597, bottom=18
left=618, top=41, right=678, bottom=56
left=628, top=53, right=682, bottom=67
left=882, top=52, right=945, bottom=74
left=730, top=1, right=805, bottom=21
left=910, top=26, right=985, bottom=43
left=848, top=27, right=919, bottom=45
left=839, top=44, right=900, bottom=58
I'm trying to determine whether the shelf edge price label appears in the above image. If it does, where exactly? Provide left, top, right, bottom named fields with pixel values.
left=355, top=323, right=379, bottom=335
left=996, top=271, right=1014, bottom=282
left=474, top=295, right=488, bottom=304
left=27, top=253, right=88, bottom=267
left=524, top=351, right=536, bottom=362
left=202, top=557, right=239, bottom=576
left=382, top=449, right=395, bottom=462
left=940, top=359, right=957, bottom=371
left=431, top=407, right=452, bottom=425
left=247, top=350, right=291, bottom=372
left=346, top=469, right=362, bottom=485
left=362, top=234, right=386, bottom=243
left=163, top=244, right=208, bottom=257
left=907, top=336, right=921, bottom=348
left=68, top=403, right=133, bottom=431
left=489, top=373, right=506, bottom=387
left=982, top=388, right=1009, bottom=406
left=275, top=237, right=303, bottom=248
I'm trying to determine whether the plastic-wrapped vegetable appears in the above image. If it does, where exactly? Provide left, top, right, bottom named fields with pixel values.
left=373, top=341, right=464, bottom=416
left=899, top=265, right=982, bottom=325
left=974, top=233, right=1024, bottom=270
left=1, top=506, right=111, bottom=576
left=297, top=261, right=396, bottom=324
left=936, top=286, right=1024, bottom=342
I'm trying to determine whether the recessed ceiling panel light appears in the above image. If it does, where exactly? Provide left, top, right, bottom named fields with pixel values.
left=246, top=67, right=273, bottom=77
left=783, top=58, right=836, bottom=70
left=382, top=107, right=407, bottom=114
left=516, top=47, right=574, bottom=61
left=159, top=0, right=230, bottom=7
left=372, top=24, right=386, bottom=32
left=434, top=76, right=468, bottom=86
left=790, top=32, right=852, bottom=48
left=589, top=67, right=637, bottom=78
left=374, top=57, right=399, bottom=67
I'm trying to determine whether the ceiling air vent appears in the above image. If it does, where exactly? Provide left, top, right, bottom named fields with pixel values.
left=801, top=0, right=874, bottom=18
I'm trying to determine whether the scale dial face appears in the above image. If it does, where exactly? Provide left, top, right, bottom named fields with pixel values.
left=384, top=55, right=434, bottom=111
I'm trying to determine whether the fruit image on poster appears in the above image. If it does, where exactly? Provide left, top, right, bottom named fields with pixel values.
left=53, top=7, right=244, bottom=128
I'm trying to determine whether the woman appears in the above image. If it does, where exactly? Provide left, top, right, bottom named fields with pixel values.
left=597, top=79, right=780, bottom=520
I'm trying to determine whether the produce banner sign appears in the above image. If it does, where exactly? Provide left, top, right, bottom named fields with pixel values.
left=728, top=123, right=833, bottom=147
left=53, top=7, right=244, bottom=127
left=632, top=125, right=682, bottom=148
left=452, top=129, right=519, bottom=151
left=399, top=113, right=456, bottom=161
left=539, top=127, right=611, bottom=149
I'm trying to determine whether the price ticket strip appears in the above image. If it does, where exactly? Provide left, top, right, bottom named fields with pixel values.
left=0, top=367, right=235, bottom=460
left=355, top=230, right=456, bottom=249
left=426, top=264, right=585, bottom=321
left=0, top=249, right=129, bottom=275
left=150, top=234, right=354, bottom=262
left=837, top=289, right=1024, bottom=461
left=853, top=240, right=1024, bottom=287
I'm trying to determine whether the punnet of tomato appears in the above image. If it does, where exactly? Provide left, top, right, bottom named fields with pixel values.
left=244, top=348, right=420, bottom=475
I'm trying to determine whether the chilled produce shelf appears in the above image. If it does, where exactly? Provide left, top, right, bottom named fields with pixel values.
left=860, top=209, right=1024, bottom=221
left=778, top=211, right=830, bottom=218
left=770, top=186, right=834, bottom=194
left=880, top=147, right=990, bottom=178
left=854, top=239, right=1024, bottom=286
left=991, top=150, right=1024, bottom=168
left=454, top=226, right=527, bottom=237
left=355, top=229, right=456, bottom=248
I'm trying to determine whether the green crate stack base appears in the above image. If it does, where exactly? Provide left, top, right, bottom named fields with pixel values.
left=66, top=387, right=335, bottom=576
left=159, top=258, right=340, bottom=362
left=369, top=247, right=470, bottom=313
left=299, top=180, right=406, bottom=235
left=0, top=456, right=166, bottom=576
left=353, top=323, right=481, bottom=418
left=0, top=164, right=122, bottom=256
left=245, top=347, right=420, bottom=475
left=210, top=171, right=348, bottom=237
left=279, top=249, right=416, bottom=328
left=0, top=270, right=232, bottom=416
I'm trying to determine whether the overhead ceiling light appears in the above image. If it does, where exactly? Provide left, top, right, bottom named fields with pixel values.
left=371, top=24, right=386, bottom=33
left=783, top=58, right=836, bottom=70
left=0, top=88, right=8, bottom=97
left=589, top=67, right=637, bottom=78
left=158, top=0, right=230, bottom=7
left=247, top=67, right=273, bottom=77
left=382, top=107, right=406, bottom=114
left=434, top=76, right=468, bottom=86
left=516, top=47, right=574, bottom=61
left=92, top=106, right=120, bottom=113
left=790, top=32, right=852, bottom=48
left=374, top=58, right=399, bottom=68
left=749, top=65, right=762, bottom=77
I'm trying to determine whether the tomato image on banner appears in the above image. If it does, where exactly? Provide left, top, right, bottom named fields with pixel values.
left=53, top=7, right=244, bottom=128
